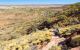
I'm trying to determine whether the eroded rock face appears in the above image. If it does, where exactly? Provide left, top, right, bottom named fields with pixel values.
left=71, top=46, right=80, bottom=50
left=59, top=29, right=80, bottom=50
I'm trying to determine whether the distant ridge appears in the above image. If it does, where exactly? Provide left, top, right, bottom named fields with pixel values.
left=0, top=4, right=65, bottom=7
left=0, top=4, right=66, bottom=9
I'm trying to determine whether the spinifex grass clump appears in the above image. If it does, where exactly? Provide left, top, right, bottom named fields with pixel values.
left=49, top=46, right=62, bottom=50
left=0, top=29, right=52, bottom=50
left=59, top=24, right=80, bottom=35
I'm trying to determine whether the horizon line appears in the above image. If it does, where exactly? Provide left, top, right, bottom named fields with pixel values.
left=0, top=3, right=77, bottom=5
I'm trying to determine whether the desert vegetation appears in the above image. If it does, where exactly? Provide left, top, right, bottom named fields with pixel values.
left=0, top=2, right=79, bottom=50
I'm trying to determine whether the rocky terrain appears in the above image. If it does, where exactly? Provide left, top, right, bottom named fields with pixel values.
left=0, top=2, right=79, bottom=50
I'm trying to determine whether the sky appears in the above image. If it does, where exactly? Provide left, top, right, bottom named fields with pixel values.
left=0, top=0, right=80, bottom=5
